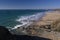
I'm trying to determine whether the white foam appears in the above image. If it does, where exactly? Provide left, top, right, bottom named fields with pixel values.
left=12, top=12, right=44, bottom=30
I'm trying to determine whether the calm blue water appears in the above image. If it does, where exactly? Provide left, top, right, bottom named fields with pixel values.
left=0, top=10, right=47, bottom=28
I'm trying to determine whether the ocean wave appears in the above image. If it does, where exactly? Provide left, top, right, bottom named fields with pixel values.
left=11, top=12, right=45, bottom=30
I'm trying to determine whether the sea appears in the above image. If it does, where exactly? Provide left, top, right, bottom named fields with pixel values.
left=0, top=9, right=48, bottom=31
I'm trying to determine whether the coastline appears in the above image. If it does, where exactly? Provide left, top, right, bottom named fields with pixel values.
left=29, top=11, right=60, bottom=40
left=10, top=12, right=45, bottom=30
left=9, top=11, right=60, bottom=40
left=17, top=11, right=60, bottom=40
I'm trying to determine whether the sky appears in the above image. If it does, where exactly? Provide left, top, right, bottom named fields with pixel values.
left=0, top=0, right=60, bottom=9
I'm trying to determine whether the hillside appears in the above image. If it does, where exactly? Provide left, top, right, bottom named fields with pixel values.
left=25, top=11, right=60, bottom=40
left=11, top=11, right=60, bottom=40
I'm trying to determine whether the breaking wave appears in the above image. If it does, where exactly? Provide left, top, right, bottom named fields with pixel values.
left=11, top=12, right=45, bottom=30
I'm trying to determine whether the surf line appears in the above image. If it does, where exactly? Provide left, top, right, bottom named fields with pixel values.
left=11, top=12, right=45, bottom=30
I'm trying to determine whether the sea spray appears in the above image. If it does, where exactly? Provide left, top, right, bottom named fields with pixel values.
left=11, top=12, right=45, bottom=30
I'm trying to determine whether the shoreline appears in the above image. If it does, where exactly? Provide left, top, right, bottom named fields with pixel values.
left=9, top=11, right=60, bottom=40
left=10, top=12, right=45, bottom=29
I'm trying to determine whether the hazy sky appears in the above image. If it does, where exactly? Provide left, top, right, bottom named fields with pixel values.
left=0, top=0, right=60, bottom=9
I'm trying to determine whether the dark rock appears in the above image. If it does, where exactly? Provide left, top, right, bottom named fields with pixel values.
left=0, top=26, right=51, bottom=40
left=0, top=26, right=13, bottom=40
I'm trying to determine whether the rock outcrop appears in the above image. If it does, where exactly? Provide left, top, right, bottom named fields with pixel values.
left=0, top=26, right=51, bottom=40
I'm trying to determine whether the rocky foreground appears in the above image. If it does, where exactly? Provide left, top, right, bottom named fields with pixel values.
left=0, top=26, right=51, bottom=40
left=13, top=11, right=60, bottom=40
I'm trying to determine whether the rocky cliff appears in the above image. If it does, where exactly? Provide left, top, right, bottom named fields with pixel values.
left=0, top=26, right=51, bottom=40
